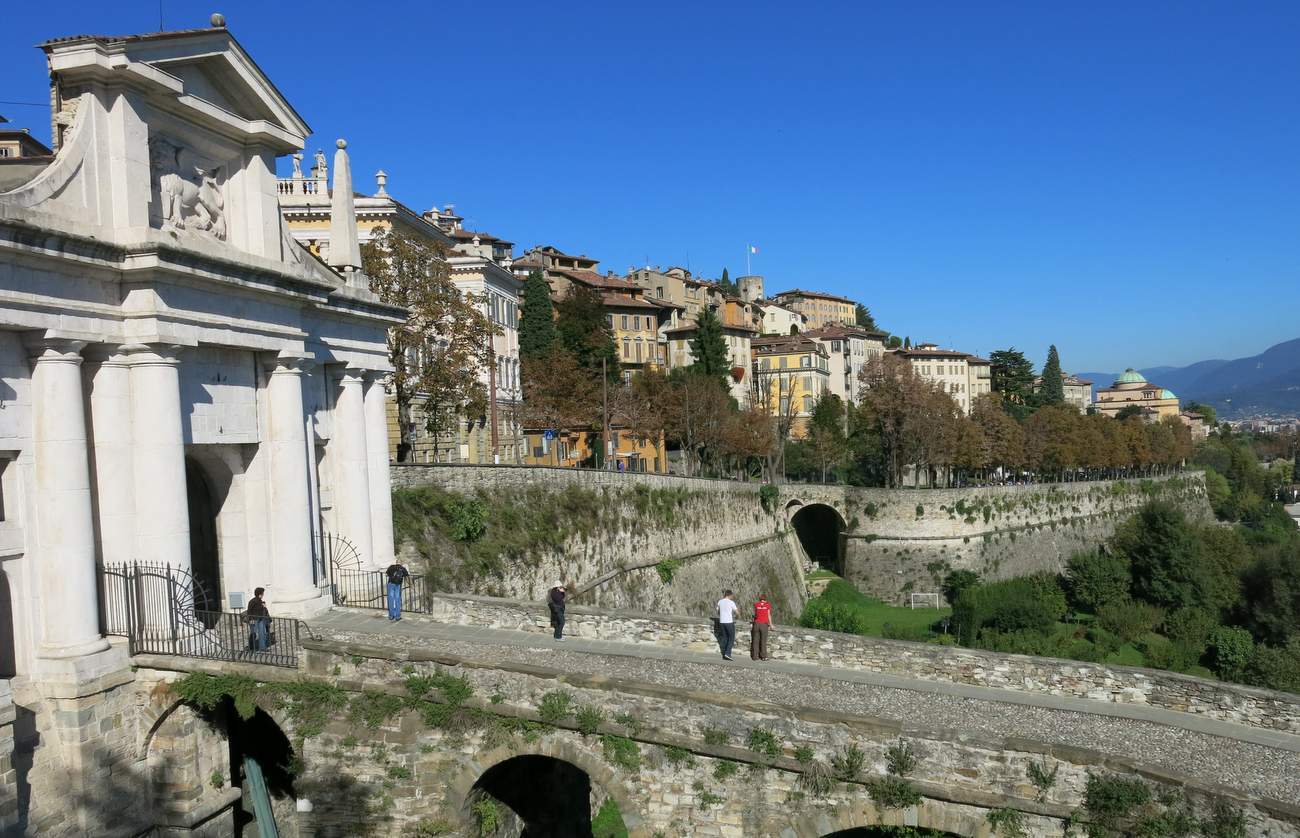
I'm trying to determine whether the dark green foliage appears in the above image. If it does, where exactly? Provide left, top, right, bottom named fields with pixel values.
left=854, top=303, right=879, bottom=331
left=1039, top=345, right=1065, bottom=407
left=986, top=808, right=1027, bottom=837
left=952, top=573, right=1068, bottom=645
left=1027, top=759, right=1058, bottom=799
left=712, top=760, right=739, bottom=780
left=759, top=483, right=779, bottom=512
left=1065, top=551, right=1131, bottom=613
left=1200, top=801, right=1247, bottom=838
left=884, top=740, right=917, bottom=776
left=1162, top=606, right=1219, bottom=663
left=689, top=306, right=732, bottom=385
left=1110, top=502, right=1239, bottom=613
left=941, top=569, right=981, bottom=606
left=702, top=726, right=730, bottom=746
left=1245, top=636, right=1300, bottom=692
left=1082, top=773, right=1151, bottom=835
left=793, top=745, right=815, bottom=765
left=655, top=558, right=682, bottom=584
left=716, top=268, right=736, bottom=296
left=661, top=745, right=694, bottom=765
left=1096, top=601, right=1164, bottom=644
left=445, top=496, right=487, bottom=542
left=989, top=347, right=1037, bottom=417
left=556, top=282, right=619, bottom=377
left=799, top=599, right=869, bottom=635
left=518, top=269, right=557, bottom=361
left=349, top=690, right=407, bottom=730
left=1239, top=542, right=1300, bottom=645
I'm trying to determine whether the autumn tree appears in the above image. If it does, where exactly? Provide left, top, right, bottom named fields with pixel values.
left=362, top=227, right=495, bottom=462
left=519, top=268, right=557, bottom=361
left=807, top=393, right=848, bottom=482
left=1039, top=345, right=1065, bottom=407
left=857, top=354, right=950, bottom=487
left=520, top=348, right=601, bottom=436
left=971, top=394, right=1024, bottom=477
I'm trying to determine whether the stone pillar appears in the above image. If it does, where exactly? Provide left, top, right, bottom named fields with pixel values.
left=87, top=351, right=136, bottom=566
left=364, top=372, right=396, bottom=569
left=0, top=681, right=16, bottom=833
left=264, top=355, right=320, bottom=608
left=128, top=345, right=191, bottom=570
left=332, top=368, right=374, bottom=566
left=28, top=339, right=110, bottom=659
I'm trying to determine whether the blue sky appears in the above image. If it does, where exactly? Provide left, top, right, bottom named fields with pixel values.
left=4, top=1, right=1299, bottom=372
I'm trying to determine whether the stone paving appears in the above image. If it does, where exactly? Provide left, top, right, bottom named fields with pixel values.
left=309, top=608, right=1300, bottom=803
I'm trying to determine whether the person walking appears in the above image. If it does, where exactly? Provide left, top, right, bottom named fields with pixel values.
left=716, top=590, right=739, bottom=660
left=385, top=562, right=409, bottom=621
left=245, top=587, right=270, bottom=651
left=750, top=594, right=772, bottom=661
left=548, top=582, right=567, bottom=640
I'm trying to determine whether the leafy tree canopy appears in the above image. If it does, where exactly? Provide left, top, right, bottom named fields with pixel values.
left=854, top=303, right=879, bottom=331
left=556, top=283, right=619, bottom=379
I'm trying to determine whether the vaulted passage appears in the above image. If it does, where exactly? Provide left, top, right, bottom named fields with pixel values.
left=185, top=458, right=221, bottom=609
left=791, top=503, right=845, bottom=575
left=471, top=755, right=595, bottom=837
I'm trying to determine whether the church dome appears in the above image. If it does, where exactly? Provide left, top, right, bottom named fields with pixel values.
left=1160, top=389, right=1176, bottom=399
left=1115, top=368, right=1146, bottom=385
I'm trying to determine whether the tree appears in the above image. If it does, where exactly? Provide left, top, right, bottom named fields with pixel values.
left=1038, top=345, right=1065, bottom=407
left=518, top=268, right=557, bottom=361
left=807, top=393, right=847, bottom=482
left=857, top=354, right=955, bottom=487
left=989, top=348, right=1036, bottom=418
left=1109, top=501, right=1238, bottom=614
left=941, top=570, right=981, bottom=607
left=1065, top=550, right=1131, bottom=613
left=1239, top=543, right=1300, bottom=646
left=854, top=303, right=879, bottom=331
left=886, top=335, right=902, bottom=349
left=555, top=283, right=619, bottom=378
left=689, top=306, right=732, bottom=385
left=1186, top=401, right=1217, bottom=426
left=716, top=267, right=738, bottom=296
left=521, top=348, right=602, bottom=435
left=903, top=336, right=911, bottom=349
left=1115, top=405, right=1145, bottom=421
left=362, top=227, right=495, bottom=462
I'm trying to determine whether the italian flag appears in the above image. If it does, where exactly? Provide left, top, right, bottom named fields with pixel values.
left=749, top=245, right=759, bottom=254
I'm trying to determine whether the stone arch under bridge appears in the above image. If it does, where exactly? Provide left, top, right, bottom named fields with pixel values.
left=447, top=736, right=645, bottom=837
left=785, top=497, right=849, bottom=575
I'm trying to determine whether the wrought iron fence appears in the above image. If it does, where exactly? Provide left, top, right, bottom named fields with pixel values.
left=331, top=569, right=431, bottom=615
left=98, top=561, right=302, bottom=667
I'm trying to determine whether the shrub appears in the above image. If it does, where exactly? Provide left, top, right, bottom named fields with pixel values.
left=830, top=744, right=865, bottom=782
left=1208, top=626, right=1254, bottom=681
left=1244, top=636, right=1300, bottom=692
left=613, top=711, right=642, bottom=736
left=941, top=569, right=981, bottom=606
left=1082, top=772, right=1150, bottom=833
left=447, top=496, right=488, bottom=542
left=1201, top=801, right=1247, bottom=838
left=793, top=745, right=815, bottom=765
left=575, top=705, right=605, bottom=736
left=799, top=599, right=868, bottom=635
left=1139, top=633, right=1188, bottom=672
left=884, top=740, right=917, bottom=777
left=538, top=690, right=572, bottom=724
left=712, top=760, right=739, bottom=780
left=915, top=504, right=925, bottom=518
left=798, top=760, right=835, bottom=798
left=655, top=558, right=683, bottom=584
left=745, top=728, right=781, bottom=759
left=702, top=726, right=730, bottom=746
left=986, top=808, right=1027, bottom=837
left=661, top=745, right=693, bottom=766
left=1065, top=550, right=1131, bottom=613
left=600, top=735, right=641, bottom=770
left=1162, top=606, right=1219, bottom=661
left=759, top=483, right=779, bottom=512
left=471, top=797, right=500, bottom=837
left=864, top=501, right=880, bottom=518
left=1084, top=626, right=1122, bottom=658
left=591, top=798, right=628, bottom=838
left=1027, top=759, right=1058, bottom=800
left=1098, top=601, right=1165, bottom=644
left=866, top=775, right=921, bottom=809
left=952, top=574, right=1067, bottom=645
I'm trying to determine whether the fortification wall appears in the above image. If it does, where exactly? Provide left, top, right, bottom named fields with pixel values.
left=839, top=475, right=1211, bottom=600
left=390, top=465, right=806, bottom=618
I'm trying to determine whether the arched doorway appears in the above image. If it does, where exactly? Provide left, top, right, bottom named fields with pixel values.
left=0, top=569, right=15, bottom=677
left=470, top=754, right=606, bottom=837
left=185, top=458, right=221, bottom=609
left=791, top=503, right=846, bottom=575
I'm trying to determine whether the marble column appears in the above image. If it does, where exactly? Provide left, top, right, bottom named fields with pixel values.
left=127, top=345, right=190, bottom=570
left=29, top=339, right=109, bottom=659
left=332, top=367, right=374, bottom=566
left=87, top=350, right=136, bottom=566
left=364, top=372, right=396, bottom=569
left=264, top=355, right=318, bottom=604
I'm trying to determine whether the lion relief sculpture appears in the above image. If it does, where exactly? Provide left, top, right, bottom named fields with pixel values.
left=149, top=136, right=227, bottom=240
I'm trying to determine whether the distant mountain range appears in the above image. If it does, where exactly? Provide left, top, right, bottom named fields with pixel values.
left=1077, top=338, right=1300, bottom=418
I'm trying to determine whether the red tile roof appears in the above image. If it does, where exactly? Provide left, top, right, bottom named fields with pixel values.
left=773, top=288, right=856, bottom=305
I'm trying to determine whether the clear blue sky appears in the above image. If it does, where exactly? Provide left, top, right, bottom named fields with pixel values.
left=4, top=1, right=1299, bottom=372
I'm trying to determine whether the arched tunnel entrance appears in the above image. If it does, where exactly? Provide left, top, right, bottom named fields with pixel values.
left=471, top=754, right=610, bottom=837
left=824, top=829, right=960, bottom=837
left=790, top=503, right=846, bottom=575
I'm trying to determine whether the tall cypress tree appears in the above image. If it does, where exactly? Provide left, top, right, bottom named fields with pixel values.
left=519, top=269, right=557, bottom=361
left=1040, top=345, right=1065, bottom=406
left=689, top=305, right=731, bottom=384
left=556, top=283, right=619, bottom=378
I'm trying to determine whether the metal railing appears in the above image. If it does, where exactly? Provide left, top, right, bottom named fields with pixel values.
left=331, top=569, right=432, bottom=615
left=98, top=562, right=302, bottom=668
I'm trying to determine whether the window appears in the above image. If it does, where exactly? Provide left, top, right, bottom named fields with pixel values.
left=606, top=314, right=614, bottom=329
left=832, top=340, right=842, bottom=352
left=800, top=355, right=810, bottom=368
left=635, top=339, right=643, bottom=362
left=621, top=315, right=629, bottom=330
left=803, top=394, right=813, bottom=413
left=779, top=357, right=788, bottom=369
left=623, top=337, right=630, bottom=358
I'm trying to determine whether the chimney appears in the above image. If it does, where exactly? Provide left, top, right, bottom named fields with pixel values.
left=375, top=169, right=388, bottom=196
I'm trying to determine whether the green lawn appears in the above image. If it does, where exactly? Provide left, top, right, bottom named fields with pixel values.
left=805, top=575, right=951, bottom=639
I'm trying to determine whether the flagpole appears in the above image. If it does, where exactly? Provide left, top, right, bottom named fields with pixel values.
left=746, top=244, right=751, bottom=276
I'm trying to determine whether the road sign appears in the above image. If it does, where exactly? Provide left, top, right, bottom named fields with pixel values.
left=543, top=429, right=556, bottom=441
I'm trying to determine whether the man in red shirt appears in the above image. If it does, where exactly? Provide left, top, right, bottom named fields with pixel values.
left=750, top=594, right=773, bottom=661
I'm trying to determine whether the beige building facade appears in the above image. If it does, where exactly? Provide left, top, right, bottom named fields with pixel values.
left=803, top=325, right=887, bottom=405
left=771, top=289, right=856, bottom=330
left=891, top=344, right=987, bottom=414
left=1094, top=369, right=1181, bottom=421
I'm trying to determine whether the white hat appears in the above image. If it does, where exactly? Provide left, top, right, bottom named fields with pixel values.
left=554, top=581, right=565, bottom=589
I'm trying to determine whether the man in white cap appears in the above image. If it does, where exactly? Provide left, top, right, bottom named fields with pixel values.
left=548, top=581, right=567, bottom=640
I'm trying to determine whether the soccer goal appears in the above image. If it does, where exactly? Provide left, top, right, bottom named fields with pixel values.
left=909, top=592, right=941, bottom=609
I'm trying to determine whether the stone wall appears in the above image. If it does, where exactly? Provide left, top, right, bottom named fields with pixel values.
left=403, top=593, right=1300, bottom=735
left=256, top=637, right=1297, bottom=838
left=839, top=475, right=1211, bottom=600
left=390, top=465, right=808, bottom=618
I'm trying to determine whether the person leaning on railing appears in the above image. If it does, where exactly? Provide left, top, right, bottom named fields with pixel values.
left=244, top=587, right=270, bottom=651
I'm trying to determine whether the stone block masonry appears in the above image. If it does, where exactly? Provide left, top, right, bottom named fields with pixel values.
left=398, top=591, right=1300, bottom=735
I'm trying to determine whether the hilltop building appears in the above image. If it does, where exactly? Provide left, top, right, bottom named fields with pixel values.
left=751, top=334, right=831, bottom=436
left=279, top=167, right=524, bottom=464
left=759, top=300, right=807, bottom=335
left=1032, top=372, right=1094, bottom=413
left=802, top=325, right=888, bottom=405
left=1094, top=369, right=1181, bottom=421
left=890, top=344, right=991, bottom=415
left=770, top=289, right=856, bottom=330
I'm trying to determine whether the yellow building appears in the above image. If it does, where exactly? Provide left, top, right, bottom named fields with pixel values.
left=521, top=429, right=668, bottom=473
left=1094, top=369, right=1180, bottom=421
left=770, top=289, right=856, bottom=330
left=604, top=293, right=666, bottom=376
left=750, top=335, right=831, bottom=437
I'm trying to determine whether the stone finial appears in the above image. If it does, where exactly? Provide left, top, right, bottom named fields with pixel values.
left=211, top=12, right=226, bottom=27
left=327, top=138, right=363, bottom=273
left=375, top=170, right=388, bottom=196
